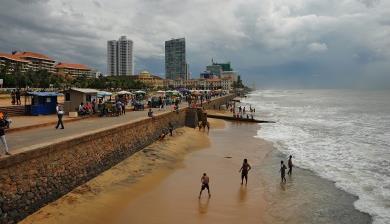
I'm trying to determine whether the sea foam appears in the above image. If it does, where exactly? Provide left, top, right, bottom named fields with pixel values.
left=243, top=89, right=390, bottom=224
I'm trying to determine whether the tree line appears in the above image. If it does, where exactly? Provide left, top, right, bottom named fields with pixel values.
left=0, top=68, right=147, bottom=90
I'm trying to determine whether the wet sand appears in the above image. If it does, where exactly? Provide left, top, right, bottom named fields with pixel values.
left=20, top=119, right=220, bottom=224
left=20, top=119, right=371, bottom=224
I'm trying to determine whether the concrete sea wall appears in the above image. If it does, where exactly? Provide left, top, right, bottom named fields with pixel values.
left=0, top=95, right=234, bottom=223
left=202, top=95, right=234, bottom=110
left=0, top=111, right=186, bottom=223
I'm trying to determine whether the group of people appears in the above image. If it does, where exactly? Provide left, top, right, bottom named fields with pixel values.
left=280, top=155, right=294, bottom=183
left=199, top=158, right=252, bottom=198
left=159, top=122, right=175, bottom=140
left=10, top=89, right=21, bottom=105
left=199, top=156, right=294, bottom=198
left=78, top=102, right=94, bottom=115
left=232, top=105, right=256, bottom=119
left=78, top=98, right=128, bottom=117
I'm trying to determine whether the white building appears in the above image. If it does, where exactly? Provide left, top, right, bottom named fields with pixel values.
left=221, top=71, right=238, bottom=82
left=107, top=36, right=134, bottom=76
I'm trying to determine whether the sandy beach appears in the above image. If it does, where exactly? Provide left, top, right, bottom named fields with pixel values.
left=20, top=118, right=371, bottom=224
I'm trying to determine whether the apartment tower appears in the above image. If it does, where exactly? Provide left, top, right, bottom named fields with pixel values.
left=107, top=36, right=134, bottom=76
left=165, top=38, right=189, bottom=80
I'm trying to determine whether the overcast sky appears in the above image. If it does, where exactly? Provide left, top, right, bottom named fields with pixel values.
left=0, top=0, right=389, bottom=88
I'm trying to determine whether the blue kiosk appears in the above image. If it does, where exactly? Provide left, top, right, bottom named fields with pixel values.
left=25, top=92, right=62, bottom=115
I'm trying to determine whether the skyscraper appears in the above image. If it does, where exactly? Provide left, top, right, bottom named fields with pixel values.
left=107, top=40, right=117, bottom=76
left=165, top=38, right=189, bottom=80
left=107, top=36, right=134, bottom=76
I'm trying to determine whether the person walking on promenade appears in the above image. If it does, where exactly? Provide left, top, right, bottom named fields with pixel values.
left=55, top=103, right=64, bottom=129
left=0, top=117, right=11, bottom=156
left=199, top=173, right=211, bottom=198
left=148, top=108, right=154, bottom=118
left=239, top=159, right=252, bottom=185
left=116, top=100, right=122, bottom=116
left=288, top=155, right=293, bottom=175
left=11, top=90, right=16, bottom=105
left=92, top=99, right=96, bottom=114
left=121, top=100, right=126, bottom=115
left=280, top=161, right=287, bottom=183
left=15, top=89, right=21, bottom=105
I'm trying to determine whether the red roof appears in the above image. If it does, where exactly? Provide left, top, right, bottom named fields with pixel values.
left=55, top=62, right=90, bottom=70
left=14, top=51, right=54, bottom=61
left=0, top=52, right=30, bottom=63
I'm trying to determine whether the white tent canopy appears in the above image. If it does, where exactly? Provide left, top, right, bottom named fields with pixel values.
left=117, top=90, right=133, bottom=95
left=97, top=91, right=112, bottom=97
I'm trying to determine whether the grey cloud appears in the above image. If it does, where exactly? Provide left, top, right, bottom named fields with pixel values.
left=92, top=0, right=102, bottom=8
left=0, top=0, right=389, bottom=88
left=358, top=0, right=380, bottom=7
left=15, top=0, right=49, bottom=4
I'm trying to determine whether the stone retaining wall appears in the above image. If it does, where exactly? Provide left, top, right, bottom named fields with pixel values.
left=0, top=110, right=186, bottom=223
left=0, top=95, right=234, bottom=223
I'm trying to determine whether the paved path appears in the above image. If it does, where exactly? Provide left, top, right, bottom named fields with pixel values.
left=9, top=115, right=76, bottom=129
left=1, top=95, right=230, bottom=155
left=4, top=107, right=176, bottom=154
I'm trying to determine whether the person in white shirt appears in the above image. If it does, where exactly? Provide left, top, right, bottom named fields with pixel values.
left=55, top=103, right=64, bottom=129
left=0, top=117, right=11, bottom=156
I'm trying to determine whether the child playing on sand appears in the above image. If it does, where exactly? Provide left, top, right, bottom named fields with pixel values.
left=199, top=173, right=211, bottom=198
left=239, top=159, right=252, bottom=185
left=280, top=161, right=287, bottom=183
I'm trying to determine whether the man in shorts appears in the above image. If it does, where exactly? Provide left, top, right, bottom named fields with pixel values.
left=287, top=155, right=293, bottom=175
left=239, top=158, right=252, bottom=185
left=199, top=173, right=211, bottom=198
left=280, top=161, right=287, bottom=183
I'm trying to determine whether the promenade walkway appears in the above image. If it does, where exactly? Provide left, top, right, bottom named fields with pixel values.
left=2, top=95, right=231, bottom=156
left=5, top=107, right=176, bottom=155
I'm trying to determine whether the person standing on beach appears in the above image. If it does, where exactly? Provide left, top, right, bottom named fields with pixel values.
left=199, top=173, right=211, bottom=198
left=280, top=161, right=287, bottom=183
left=288, top=155, right=293, bottom=175
left=55, top=103, right=64, bottom=129
left=239, top=159, right=252, bottom=185
left=168, top=122, right=174, bottom=136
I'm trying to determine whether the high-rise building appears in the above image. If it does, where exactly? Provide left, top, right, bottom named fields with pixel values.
left=107, top=40, right=117, bottom=76
left=165, top=38, right=188, bottom=80
left=107, top=36, right=134, bottom=76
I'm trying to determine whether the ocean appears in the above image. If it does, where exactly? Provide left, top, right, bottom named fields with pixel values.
left=243, top=89, right=390, bottom=224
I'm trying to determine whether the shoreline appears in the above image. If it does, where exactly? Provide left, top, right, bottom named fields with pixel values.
left=20, top=118, right=371, bottom=224
left=258, top=143, right=372, bottom=224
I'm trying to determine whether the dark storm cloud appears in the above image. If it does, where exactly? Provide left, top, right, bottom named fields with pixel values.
left=0, top=0, right=389, bottom=88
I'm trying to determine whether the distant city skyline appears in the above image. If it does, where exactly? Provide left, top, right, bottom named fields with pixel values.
left=1, top=0, right=390, bottom=88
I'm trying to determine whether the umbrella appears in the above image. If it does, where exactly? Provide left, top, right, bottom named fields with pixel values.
left=117, top=90, right=132, bottom=95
